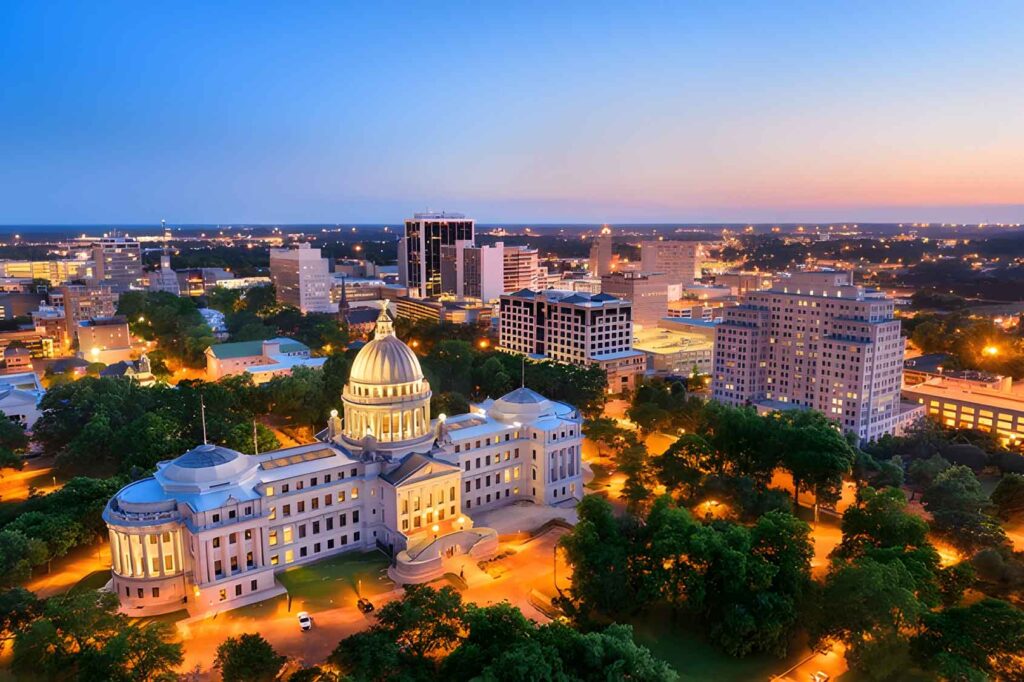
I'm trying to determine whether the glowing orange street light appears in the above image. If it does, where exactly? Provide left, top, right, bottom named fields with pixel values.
left=478, top=339, right=490, bottom=349
left=983, top=345, right=1000, bottom=357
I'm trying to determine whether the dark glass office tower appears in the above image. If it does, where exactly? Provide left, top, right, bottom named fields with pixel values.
left=400, top=212, right=475, bottom=298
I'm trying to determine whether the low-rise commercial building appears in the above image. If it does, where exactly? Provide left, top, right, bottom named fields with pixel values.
left=205, top=337, right=326, bottom=384
left=902, top=376, right=1024, bottom=447
left=633, top=326, right=714, bottom=377
left=77, top=316, right=133, bottom=365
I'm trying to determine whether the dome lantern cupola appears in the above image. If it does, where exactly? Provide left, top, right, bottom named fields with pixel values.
left=339, top=304, right=434, bottom=454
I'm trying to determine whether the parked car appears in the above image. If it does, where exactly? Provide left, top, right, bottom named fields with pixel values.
left=297, top=611, right=312, bottom=631
left=810, top=672, right=830, bottom=682
left=357, top=598, right=375, bottom=614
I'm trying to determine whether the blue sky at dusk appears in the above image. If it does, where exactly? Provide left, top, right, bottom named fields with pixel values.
left=1, top=1, right=1022, bottom=224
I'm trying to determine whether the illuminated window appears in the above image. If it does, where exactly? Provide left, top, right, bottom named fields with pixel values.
left=284, top=550, right=294, bottom=564
left=269, top=530, right=278, bottom=546
left=266, top=486, right=274, bottom=497
left=283, top=527, right=293, bottom=544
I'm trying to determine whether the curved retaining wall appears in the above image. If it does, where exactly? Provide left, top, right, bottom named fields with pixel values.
left=390, top=527, right=499, bottom=584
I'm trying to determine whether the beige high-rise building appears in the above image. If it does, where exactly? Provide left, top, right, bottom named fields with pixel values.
left=588, top=226, right=614, bottom=277
left=639, top=240, right=704, bottom=283
left=269, top=243, right=336, bottom=314
left=600, top=271, right=669, bottom=328
left=712, top=270, right=919, bottom=442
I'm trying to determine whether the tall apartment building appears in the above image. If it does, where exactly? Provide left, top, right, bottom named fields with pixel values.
left=639, top=240, right=704, bottom=284
left=92, top=235, right=143, bottom=292
left=399, top=212, right=475, bottom=298
left=711, top=271, right=914, bottom=441
left=600, top=271, right=669, bottom=328
left=53, top=284, right=117, bottom=348
left=588, top=226, right=614, bottom=277
left=269, top=243, right=336, bottom=314
left=499, top=289, right=645, bottom=394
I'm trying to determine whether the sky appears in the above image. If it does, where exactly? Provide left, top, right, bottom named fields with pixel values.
left=1, top=1, right=1023, bottom=225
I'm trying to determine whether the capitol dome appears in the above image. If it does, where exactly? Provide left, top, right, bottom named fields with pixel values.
left=350, top=308, right=423, bottom=385
left=339, top=306, right=434, bottom=452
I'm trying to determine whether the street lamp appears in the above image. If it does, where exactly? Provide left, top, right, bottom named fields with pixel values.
left=983, top=345, right=999, bottom=357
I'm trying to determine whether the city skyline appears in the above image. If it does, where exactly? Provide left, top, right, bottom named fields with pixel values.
left=2, top=1, right=1023, bottom=224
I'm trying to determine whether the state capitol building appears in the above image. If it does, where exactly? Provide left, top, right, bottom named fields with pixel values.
left=103, top=308, right=584, bottom=616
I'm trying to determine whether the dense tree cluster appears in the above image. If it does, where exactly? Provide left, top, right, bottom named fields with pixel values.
left=410, top=338, right=607, bottom=418
left=117, top=291, right=217, bottom=369
left=816, top=485, right=1024, bottom=681
left=214, top=632, right=286, bottom=682
left=560, top=495, right=813, bottom=659
left=903, top=311, right=1024, bottom=378
left=329, top=583, right=676, bottom=681
left=623, top=402, right=855, bottom=517
left=0, top=414, right=29, bottom=470
left=206, top=284, right=348, bottom=352
left=33, top=375, right=281, bottom=475
left=0, top=477, right=124, bottom=585
left=1, top=589, right=182, bottom=681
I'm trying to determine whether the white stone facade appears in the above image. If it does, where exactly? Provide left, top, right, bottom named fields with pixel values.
left=712, top=271, right=909, bottom=441
left=104, top=308, right=582, bottom=616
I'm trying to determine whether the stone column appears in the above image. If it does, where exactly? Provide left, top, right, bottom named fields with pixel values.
left=157, top=532, right=166, bottom=576
left=140, top=534, right=152, bottom=578
left=109, top=530, right=120, bottom=575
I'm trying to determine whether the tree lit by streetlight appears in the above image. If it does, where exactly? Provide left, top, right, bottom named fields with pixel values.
left=983, top=345, right=999, bottom=357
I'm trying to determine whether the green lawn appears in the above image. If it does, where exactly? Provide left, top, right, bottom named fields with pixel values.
left=630, top=607, right=812, bottom=682
left=68, top=569, right=111, bottom=595
left=276, top=550, right=393, bottom=611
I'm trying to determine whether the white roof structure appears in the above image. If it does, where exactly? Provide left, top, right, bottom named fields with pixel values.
left=349, top=308, right=423, bottom=386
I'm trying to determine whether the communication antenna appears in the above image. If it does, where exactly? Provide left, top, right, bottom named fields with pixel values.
left=200, top=395, right=208, bottom=445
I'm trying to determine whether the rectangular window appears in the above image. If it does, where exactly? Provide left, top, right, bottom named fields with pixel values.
left=313, top=521, right=320, bottom=534
left=251, top=579, right=258, bottom=591
left=340, top=513, right=347, bottom=526
left=300, top=547, right=308, bottom=558
left=235, top=584, right=242, bottom=597
left=352, top=487, right=360, bottom=499
left=325, top=494, right=333, bottom=506
left=354, top=531, right=360, bottom=542
left=266, top=486, right=274, bottom=496
left=283, top=504, right=291, bottom=517
left=212, top=537, right=221, bottom=548
left=311, top=497, right=319, bottom=510
left=298, top=501, right=306, bottom=513
left=219, top=589, right=227, bottom=601
left=152, top=587, right=160, bottom=598
left=269, top=506, right=277, bottom=520
left=269, top=530, right=278, bottom=546
left=271, top=554, right=279, bottom=565
left=299, top=525, right=307, bottom=539
left=283, top=527, right=293, bottom=543
left=353, top=510, right=360, bottom=523
left=284, top=549, right=294, bottom=564
left=326, top=517, right=334, bottom=531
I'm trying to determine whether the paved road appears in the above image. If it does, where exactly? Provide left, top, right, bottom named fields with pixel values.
left=175, top=527, right=571, bottom=678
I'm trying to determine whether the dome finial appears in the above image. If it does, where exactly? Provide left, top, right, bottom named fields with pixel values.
left=375, top=304, right=394, bottom=338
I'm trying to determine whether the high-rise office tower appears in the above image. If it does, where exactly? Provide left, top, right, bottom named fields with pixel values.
left=639, top=240, right=704, bottom=284
left=92, top=234, right=142, bottom=292
left=502, top=245, right=539, bottom=292
left=269, top=243, right=336, bottom=314
left=588, top=226, right=614, bottom=277
left=399, top=212, right=475, bottom=298
left=711, top=270, right=914, bottom=441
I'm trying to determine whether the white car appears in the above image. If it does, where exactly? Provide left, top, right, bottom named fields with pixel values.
left=297, top=611, right=312, bottom=631
left=810, top=673, right=830, bottom=682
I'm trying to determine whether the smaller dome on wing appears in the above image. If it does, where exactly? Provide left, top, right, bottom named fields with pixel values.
left=488, top=387, right=555, bottom=422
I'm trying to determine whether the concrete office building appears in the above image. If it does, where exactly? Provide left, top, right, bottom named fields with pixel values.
left=399, top=212, right=475, bottom=299
left=269, top=243, right=337, bottom=314
left=639, top=240, right=704, bottom=283
left=502, top=245, right=540, bottom=292
left=600, top=271, right=670, bottom=329
left=499, top=289, right=645, bottom=394
left=103, top=308, right=581, bottom=616
left=712, top=270, right=919, bottom=442
left=92, top=235, right=143, bottom=292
